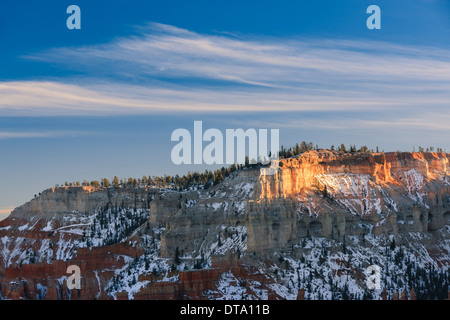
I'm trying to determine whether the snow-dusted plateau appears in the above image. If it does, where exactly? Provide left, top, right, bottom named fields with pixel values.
left=0, top=150, right=448, bottom=300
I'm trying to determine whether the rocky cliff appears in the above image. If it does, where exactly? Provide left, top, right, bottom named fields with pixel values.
left=0, top=151, right=449, bottom=300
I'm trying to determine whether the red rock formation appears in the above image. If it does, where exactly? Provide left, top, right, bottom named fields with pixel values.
left=259, top=151, right=449, bottom=200
left=179, top=269, right=223, bottom=299
left=410, top=288, right=416, bottom=300
left=296, top=289, right=305, bottom=300
left=400, top=290, right=408, bottom=300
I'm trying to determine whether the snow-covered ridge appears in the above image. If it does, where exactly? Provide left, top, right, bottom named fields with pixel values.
left=315, top=173, right=387, bottom=217
left=0, top=151, right=448, bottom=300
left=0, top=207, right=150, bottom=268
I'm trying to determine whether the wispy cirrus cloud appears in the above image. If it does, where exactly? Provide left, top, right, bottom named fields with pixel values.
left=0, top=80, right=429, bottom=116
left=27, top=23, right=450, bottom=86
left=233, top=112, right=450, bottom=131
left=0, top=130, right=88, bottom=139
left=0, top=22, right=448, bottom=129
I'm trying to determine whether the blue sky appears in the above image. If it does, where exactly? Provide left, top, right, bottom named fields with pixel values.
left=1, top=0, right=450, bottom=217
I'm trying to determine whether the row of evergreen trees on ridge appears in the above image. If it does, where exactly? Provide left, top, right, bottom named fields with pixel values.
left=56, top=142, right=446, bottom=191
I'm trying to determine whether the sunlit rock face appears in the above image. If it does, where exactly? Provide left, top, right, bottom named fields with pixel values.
left=250, top=151, right=449, bottom=252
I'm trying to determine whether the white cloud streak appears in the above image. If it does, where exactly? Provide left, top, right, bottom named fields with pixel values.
left=0, top=80, right=427, bottom=116
left=0, top=130, right=88, bottom=139
left=28, top=23, right=450, bottom=85
left=30, top=23, right=450, bottom=83
left=0, top=22, right=448, bottom=132
left=235, top=112, right=450, bottom=132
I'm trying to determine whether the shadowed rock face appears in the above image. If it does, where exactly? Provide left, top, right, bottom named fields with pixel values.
left=11, top=186, right=158, bottom=219
left=0, top=151, right=448, bottom=300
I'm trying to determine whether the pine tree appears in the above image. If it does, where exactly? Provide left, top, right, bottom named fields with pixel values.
left=112, top=176, right=120, bottom=188
left=390, top=238, right=396, bottom=251
left=174, top=247, right=181, bottom=265
left=102, top=178, right=110, bottom=187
